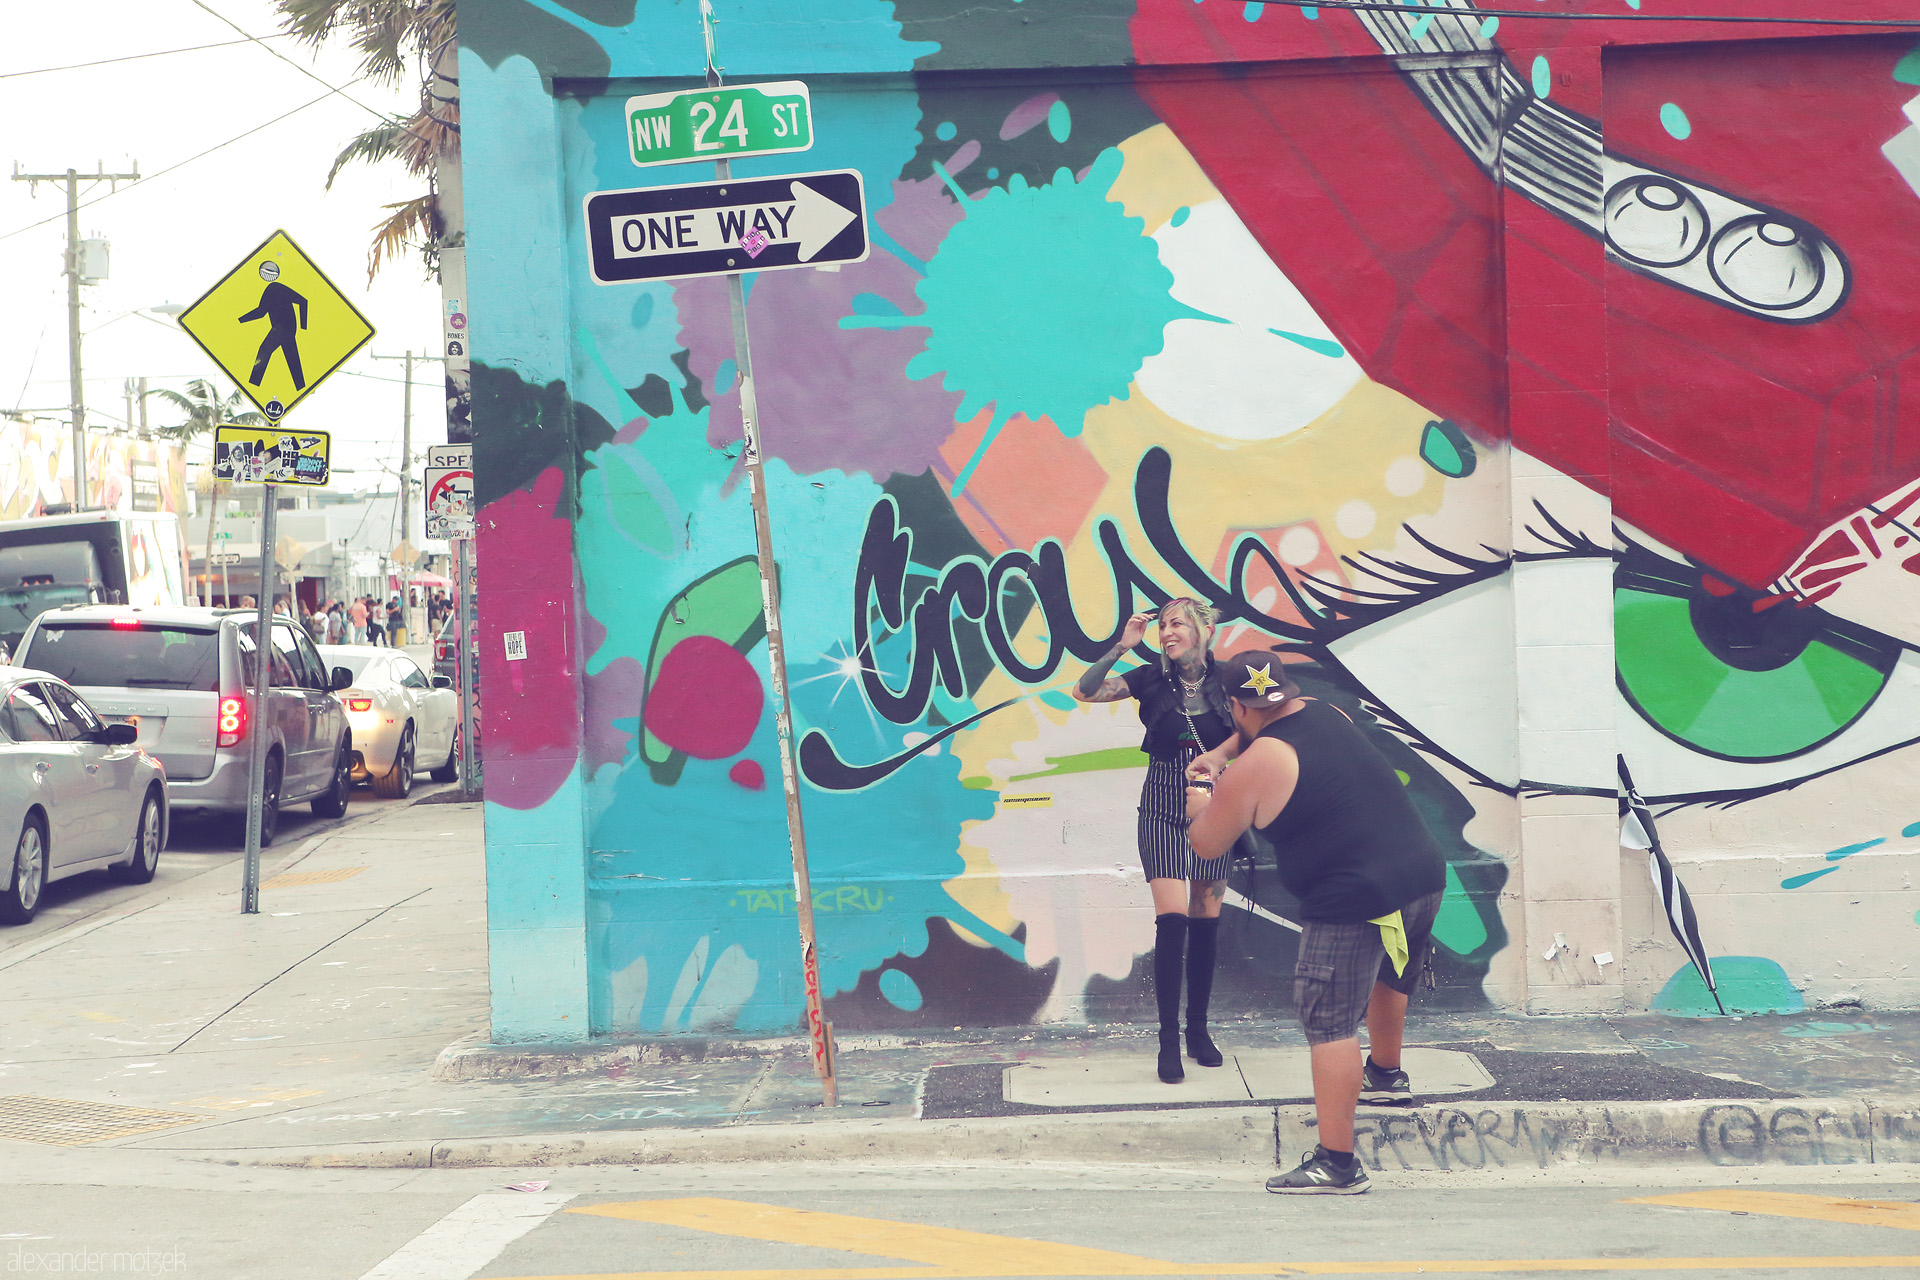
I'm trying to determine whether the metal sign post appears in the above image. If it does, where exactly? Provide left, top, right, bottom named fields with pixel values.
left=701, top=0, right=835, bottom=1106
left=455, top=535, right=481, bottom=800
left=241, top=488, right=277, bottom=914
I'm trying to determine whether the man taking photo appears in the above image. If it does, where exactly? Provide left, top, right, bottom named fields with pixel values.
left=1183, top=651, right=1445, bottom=1194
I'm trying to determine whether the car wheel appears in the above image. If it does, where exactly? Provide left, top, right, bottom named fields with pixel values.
left=430, top=727, right=459, bottom=783
left=310, top=742, right=351, bottom=818
left=0, top=816, right=47, bottom=925
left=255, top=754, right=283, bottom=848
left=111, top=791, right=163, bottom=884
left=371, top=724, right=415, bottom=800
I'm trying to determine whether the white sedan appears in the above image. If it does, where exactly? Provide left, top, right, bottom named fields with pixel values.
left=1, top=666, right=168, bottom=924
left=315, top=647, right=458, bottom=799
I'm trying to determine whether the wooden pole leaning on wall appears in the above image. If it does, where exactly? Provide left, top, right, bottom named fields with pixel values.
left=703, top=0, right=835, bottom=1106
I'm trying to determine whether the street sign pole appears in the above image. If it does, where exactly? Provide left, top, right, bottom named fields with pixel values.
left=456, top=535, right=480, bottom=800
left=701, top=1, right=836, bottom=1107
left=242, top=487, right=277, bottom=914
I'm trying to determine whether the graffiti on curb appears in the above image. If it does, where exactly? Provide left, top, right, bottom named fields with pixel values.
left=1289, top=1102, right=1920, bottom=1171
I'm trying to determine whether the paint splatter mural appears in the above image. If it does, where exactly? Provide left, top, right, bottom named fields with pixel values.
left=462, top=0, right=1920, bottom=1040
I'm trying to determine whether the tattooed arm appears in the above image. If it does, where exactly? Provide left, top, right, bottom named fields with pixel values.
left=1073, top=610, right=1154, bottom=702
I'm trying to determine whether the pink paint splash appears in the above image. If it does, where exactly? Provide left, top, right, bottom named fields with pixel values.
left=477, top=466, right=581, bottom=810
left=728, top=759, right=767, bottom=791
left=643, top=635, right=764, bottom=760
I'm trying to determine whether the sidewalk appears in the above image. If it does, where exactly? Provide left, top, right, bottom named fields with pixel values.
left=3, top=794, right=1918, bottom=1177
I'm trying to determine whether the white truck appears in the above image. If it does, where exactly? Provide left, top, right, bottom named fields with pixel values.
left=0, top=511, right=187, bottom=660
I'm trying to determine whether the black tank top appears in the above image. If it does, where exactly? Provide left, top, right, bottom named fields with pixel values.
left=1252, top=700, right=1447, bottom=923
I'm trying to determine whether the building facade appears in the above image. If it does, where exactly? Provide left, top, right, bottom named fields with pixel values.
left=463, top=0, right=1920, bottom=1041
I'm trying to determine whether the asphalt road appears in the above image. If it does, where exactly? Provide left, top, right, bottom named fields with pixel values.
left=3, top=1158, right=1918, bottom=1279
left=5, top=773, right=460, bottom=949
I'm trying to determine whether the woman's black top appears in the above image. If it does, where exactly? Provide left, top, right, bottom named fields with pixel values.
left=1120, top=660, right=1235, bottom=761
left=1251, top=700, right=1447, bottom=923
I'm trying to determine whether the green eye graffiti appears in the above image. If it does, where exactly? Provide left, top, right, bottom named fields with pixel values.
left=1614, top=549, right=1899, bottom=763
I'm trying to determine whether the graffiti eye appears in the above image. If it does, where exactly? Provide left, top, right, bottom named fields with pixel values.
left=1707, top=215, right=1826, bottom=310
left=1604, top=176, right=1709, bottom=268
left=1614, top=587, right=1892, bottom=762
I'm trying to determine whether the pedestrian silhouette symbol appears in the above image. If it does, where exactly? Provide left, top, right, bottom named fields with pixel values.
left=238, top=260, right=308, bottom=390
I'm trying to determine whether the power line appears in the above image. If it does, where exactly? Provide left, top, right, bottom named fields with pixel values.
left=186, top=0, right=387, bottom=119
left=0, top=34, right=287, bottom=80
left=1245, top=0, right=1920, bottom=28
left=0, top=80, right=365, bottom=245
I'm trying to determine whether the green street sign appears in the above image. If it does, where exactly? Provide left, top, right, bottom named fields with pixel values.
left=626, top=81, right=813, bottom=168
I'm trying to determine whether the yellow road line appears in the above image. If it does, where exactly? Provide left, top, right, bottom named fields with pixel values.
left=486, top=1196, right=1920, bottom=1279
left=568, top=1199, right=1218, bottom=1275
left=500, top=1259, right=1920, bottom=1279
left=1625, top=1190, right=1920, bottom=1232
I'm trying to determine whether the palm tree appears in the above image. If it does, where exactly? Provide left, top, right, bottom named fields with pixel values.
left=276, top=0, right=458, bottom=280
left=147, top=381, right=266, bottom=606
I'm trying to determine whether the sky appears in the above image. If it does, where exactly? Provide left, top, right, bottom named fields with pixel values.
left=0, top=0, right=445, bottom=497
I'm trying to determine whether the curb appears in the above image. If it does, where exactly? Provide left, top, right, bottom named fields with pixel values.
left=430, top=1030, right=1012, bottom=1082
left=213, top=1097, right=1920, bottom=1173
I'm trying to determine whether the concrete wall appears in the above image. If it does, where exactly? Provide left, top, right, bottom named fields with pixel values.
left=461, top=0, right=1920, bottom=1041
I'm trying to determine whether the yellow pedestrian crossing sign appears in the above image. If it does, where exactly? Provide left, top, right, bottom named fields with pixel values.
left=176, top=230, right=374, bottom=423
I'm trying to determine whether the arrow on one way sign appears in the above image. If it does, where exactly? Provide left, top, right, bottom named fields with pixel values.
left=585, top=169, right=868, bottom=285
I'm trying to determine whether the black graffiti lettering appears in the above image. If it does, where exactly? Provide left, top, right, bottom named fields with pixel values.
left=1767, top=1107, right=1824, bottom=1166
left=807, top=449, right=1323, bottom=792
left=1472, top=1110, right=1510, bottom=1167
left=1374, top=1114, right=1419, bottom=1170
left=1411, top=1112, right=1451, bottom=1171
left=1437, top=1110, right=1486, bottom=1168
left=1700, top=1104, right=1765, bottom=1166
left=1813, top=1109, right=1865, bottom=1164
left=1352, top=1120, right=1386, bottom=1172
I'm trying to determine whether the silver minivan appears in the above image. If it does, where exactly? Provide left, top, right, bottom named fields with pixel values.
left=15, top=605, right=353, bottom=845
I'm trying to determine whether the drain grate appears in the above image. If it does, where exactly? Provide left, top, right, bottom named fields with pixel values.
left=0, top=1095, right=204, bottom=1145
left=262, top=866, right=367, bottom=889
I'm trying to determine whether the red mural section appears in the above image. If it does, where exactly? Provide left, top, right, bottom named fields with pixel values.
left=1130, top=1, right=1920, bottom=589
left=477, top=466, right=582, bottom=810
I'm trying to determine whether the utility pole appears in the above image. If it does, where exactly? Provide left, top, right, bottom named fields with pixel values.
left=11, top=162, right=140, bottom=508
left=373, top=350, right=442, bottom=643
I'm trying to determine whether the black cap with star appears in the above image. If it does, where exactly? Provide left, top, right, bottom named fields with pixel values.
left=1217, top=650, right=1302, bottom=705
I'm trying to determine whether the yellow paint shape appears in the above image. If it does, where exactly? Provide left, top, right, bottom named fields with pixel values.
left=1109, top=124, right=1222, bottom=233
left=565, top=1198, right=1220, bottom=1276
left=181, top=1088, right=324, bottom=1112
left=1626, top=1190, right=1920, bottom=1232
left=262, top=866, right=367, bottom=889
left=494, top=1197, right=1920, bottom=1280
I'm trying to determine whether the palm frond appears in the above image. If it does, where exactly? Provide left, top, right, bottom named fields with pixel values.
left=367, top=193, right=442, bottom=281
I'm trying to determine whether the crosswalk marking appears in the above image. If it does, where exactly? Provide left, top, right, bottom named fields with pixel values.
left=357, top=1191, right=572, bottom=1280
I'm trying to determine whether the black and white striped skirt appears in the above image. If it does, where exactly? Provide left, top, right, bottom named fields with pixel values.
left=1137, top=750, right=1232, bottom=883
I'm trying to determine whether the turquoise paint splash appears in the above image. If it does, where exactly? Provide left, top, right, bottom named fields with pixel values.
left=1479, top=16, right=1499, bottom=37
left=935, top=121, right=957, bottom=142
left=879, top=968, right=924, bottom=1011
left=1782, top=866, right=1839, bottom=889
left=1047, top=99, right=1072, bottom=143
left=1419, top=419, right=1477, bottom=478
left=1653, top=957, right=1803, bottom=1017
left=1905, top=821, right=1920, bottom=837
left=1899, top=43, right=1920, bottom=86
left=1532, top=56, right=1552, bottom=99
left=1660, top=103, right=1692, bottom=140
left=1243, top=1, right=1263, bottom=20
left=906, top=147, right=1210, bottom=494
left=1826, top=838, right=1886, bottom=862
left=1410, top=14, right=1432, bottom=40
left=1270, top=328, right=1344, bottom=358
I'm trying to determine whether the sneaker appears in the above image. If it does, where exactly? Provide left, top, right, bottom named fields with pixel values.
left=1360, top=1054, right=1411, bottom=1104
left=1267, top=1146, right=1370, bottom=1195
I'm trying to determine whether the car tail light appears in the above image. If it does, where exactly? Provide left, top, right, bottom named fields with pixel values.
left=217, top=693, right=248, bottom=747
left=346, top=696, right=372, bottom=712
left=110, top=617, right=142, bottom=630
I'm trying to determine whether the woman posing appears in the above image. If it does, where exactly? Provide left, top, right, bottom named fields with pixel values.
left=1073, top=598, right=1237, bottom=1083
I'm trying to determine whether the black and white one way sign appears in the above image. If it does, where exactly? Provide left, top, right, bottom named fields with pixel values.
left=585, top=169, right=868, bottom=285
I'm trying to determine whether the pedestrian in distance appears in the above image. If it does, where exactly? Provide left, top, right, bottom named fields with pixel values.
left=385, top=596, right=405, bottom=648
left=1073, top=598, right=1236, bottom=1085
left=348, top=596, right=369, bottom=646
left=1184, top=651, right=1447, bottom=1195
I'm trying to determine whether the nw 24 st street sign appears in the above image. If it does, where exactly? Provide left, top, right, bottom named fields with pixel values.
left=584, top=170, right=868, bottom=285
left=626, top=81, right=812, bottom=168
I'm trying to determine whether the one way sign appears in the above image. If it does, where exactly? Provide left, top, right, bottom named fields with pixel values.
left=585, top=169, right=868, bottom=285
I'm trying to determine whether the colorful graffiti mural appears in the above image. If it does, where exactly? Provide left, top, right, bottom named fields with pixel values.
left=463, top=0, right=1920, bottom=1040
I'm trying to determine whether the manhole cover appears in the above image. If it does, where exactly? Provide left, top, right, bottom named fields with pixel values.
left=262, top=866, right=366, bottom=889
left=0, top=1096, right=204, bottom=1145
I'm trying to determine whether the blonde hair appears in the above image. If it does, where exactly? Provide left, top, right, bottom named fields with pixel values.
left=1159, top=597, right=1218, bottom=632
